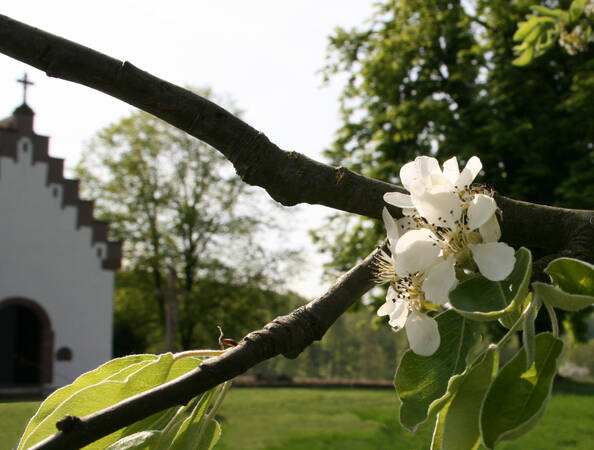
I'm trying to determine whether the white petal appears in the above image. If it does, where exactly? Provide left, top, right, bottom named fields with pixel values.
left=415, top=156, right=441, bottom=180
left=384, top=192, right=414, bottom=208
left=400, top=156, right=440, bottom=193
left=455, top=156, right=482, bottom=189
left=467, top=194, right=497, bottom=231
left=408, top=179, right=426, bottom=197
left=402, top=207, right=417, bottom=217
left=429, top=173, right=455, bottom=190
left=413, top=190, right=462, bottom=229
left=377, top=299, right=397, bottom=316
left=394, top=229, right=440, bottom=276
left=405, top=310, right=440, bottom=356
left=470, top=242, right=516, bottom=281
left=397, top=217, right=417, bottom=234
left=382, top=207, right=400, bottom=249
left=386, top=285, right=397, bottom=301
left=442, top=156, right=460, bottom=184
left=399, top=160, right=419, bottom=192
left=479, top=214, right=501, bottom=243
left=422, top=255, right=457, bottom=305
left=388, top=301, right=409, bottom=329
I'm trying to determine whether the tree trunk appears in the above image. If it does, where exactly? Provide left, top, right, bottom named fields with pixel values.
left=163, top=268, right=179, bottom=352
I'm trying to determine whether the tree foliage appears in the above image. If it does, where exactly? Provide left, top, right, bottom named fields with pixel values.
left=77, top=90, right=298, bottom=350
left=317, top=2, right=594, bottom=340
left=319, top=0, right=594, bottom=272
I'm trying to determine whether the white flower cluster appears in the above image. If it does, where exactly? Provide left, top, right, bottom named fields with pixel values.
left=375, top=156, right=515, bottom=356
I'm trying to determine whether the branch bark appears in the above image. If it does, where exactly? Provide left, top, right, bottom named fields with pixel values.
left=28, top=245, right=384, bottom=450
left=1, top=14, right=592, bottom=253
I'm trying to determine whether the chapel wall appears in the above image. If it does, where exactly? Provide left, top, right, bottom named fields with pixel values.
left=0, top=136, right=115, bottom=386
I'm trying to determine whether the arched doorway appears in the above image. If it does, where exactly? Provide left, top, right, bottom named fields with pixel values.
left=0, top=298, right=53, bottom=385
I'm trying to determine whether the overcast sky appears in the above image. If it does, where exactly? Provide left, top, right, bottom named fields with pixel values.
left=0, top=1, right=377, bottom=298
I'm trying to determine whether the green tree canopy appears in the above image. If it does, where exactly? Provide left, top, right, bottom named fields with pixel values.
left=77, top=90, right=299, bottom=351
left=318, top=0, right=594, bottom=275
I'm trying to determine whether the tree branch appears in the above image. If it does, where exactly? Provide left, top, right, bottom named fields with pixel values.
left=28, top=245, right=384, bottom=450
left=0, top=14, right=592, bottom=254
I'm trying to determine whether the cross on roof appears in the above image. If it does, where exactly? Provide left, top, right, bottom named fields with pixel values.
left=16, top=73, right=34, bottom=104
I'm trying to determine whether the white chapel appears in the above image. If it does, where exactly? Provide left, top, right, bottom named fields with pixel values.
left=0, top=75, right=121, bottom=389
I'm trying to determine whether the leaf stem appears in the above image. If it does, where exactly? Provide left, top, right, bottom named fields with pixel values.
left=206, top=381, right=231, bottom=422
left=193, top=381, right=231, bottom=448
left=172, top=350, right=225, bottom=361
left=544, top=302, right=559, bottom=338
left=496, top=299, right=534, bottom=348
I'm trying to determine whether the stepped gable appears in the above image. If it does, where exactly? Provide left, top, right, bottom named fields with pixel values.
left=0, top=102, right=122, bottom=270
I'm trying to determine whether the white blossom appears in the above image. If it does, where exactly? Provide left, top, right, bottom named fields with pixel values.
left=376, top=154, right=517, bottom=356
left=376, top=209, right=455, bottom=356
left=383, top=155, right=515, bottom=281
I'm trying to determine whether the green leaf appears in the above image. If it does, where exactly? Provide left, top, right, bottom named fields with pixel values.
left=449, top=248, right=531, bottom=326
left=430, top=346, right=499, bottom=450
left=480, top=333, right=563, bottom=449
left=545, top=257, right=594, bottom=297
left=512, top=47, right=535, bottom=66
left=198, top=419, right=222, bottom=450
left=395, top=310, right=481, bottom=432
left=159, top=388, right=217, bottom=449
left=108, top=382, right=226, bottom=450
left=569, top=0, right=588, bottom=22
left=171, top=382, right=225, bottom=450
left=105, top=431, right=160, bottom=449
left=430, top=398, right=452, bottom=450
left=533, top=282, right=594, bottom=311
left=18, top=354, right=204, bottom=450
left=531, top=5, right=570, bottom=21
left=18, top=355, right=158, bottom=449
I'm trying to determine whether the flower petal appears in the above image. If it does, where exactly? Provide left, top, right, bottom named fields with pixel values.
left=479, top=214, right=501, bottom=243
left=467, top=194, right=497, bottom=231
left=442, top=156, right=460, bottom=184
left=377, top=299, right=397, bottom=316
left=470, top=242, right=516, bottom=281
left=405, top=310, right=440, bottom=356
left=402, top=207, right=417, bottom=217
left=397, top=216, right=417, bottom=234
left=413, top=190, right=462, bottom=229
left=455, top=156, right=482, bottom=189
left=386, top=285, right=397, bottom=301
left=400, top=156, right=440, bottom=193
left=394, top=229, right=441, bottom=276
left=422, top=255, right=457, bottom=305
left=399, top=160, right=418, bottom=191
left=382, top=207, right=400, bottom=250
left=415, top=156, right=441, bottom=179
left=429, top=173, right=454, bottom=190
left=388, top=301, right=409, bottom=329
left=384, top=192, right=414, bottom=208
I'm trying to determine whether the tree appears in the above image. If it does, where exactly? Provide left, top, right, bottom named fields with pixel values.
left=316, top=1, right=594, bottom=334
left=76, top=99, right=296, bottom=351
left=319, top=0, right=594, bottom=263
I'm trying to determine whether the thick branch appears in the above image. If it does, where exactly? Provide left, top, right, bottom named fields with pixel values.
left=0, top=14, right=592, bottom=253
left=28, top=246, right=383, bottom=450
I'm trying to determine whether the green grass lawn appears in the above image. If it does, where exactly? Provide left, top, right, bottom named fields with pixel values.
left=0, top=397, right=42, bottom=450
left=2, top=384, right=593, bottom=450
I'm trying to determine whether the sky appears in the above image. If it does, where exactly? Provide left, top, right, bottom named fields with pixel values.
left=0, top=1, right=377, bottom=298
